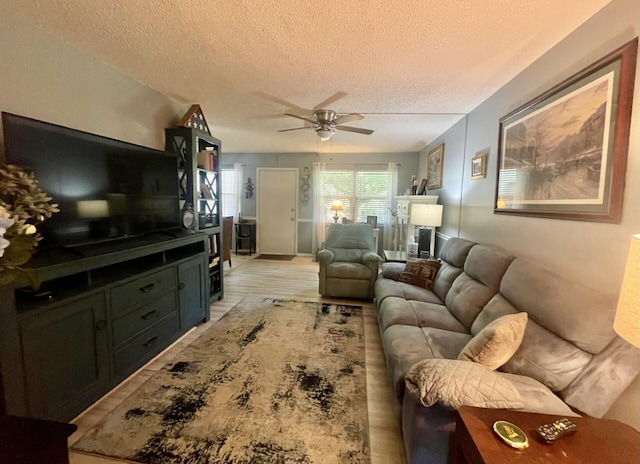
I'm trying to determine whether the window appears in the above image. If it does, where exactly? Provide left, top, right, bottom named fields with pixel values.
left=318, top=169, right=390, bottom=224
left=221, top=168, right=236, bottom=216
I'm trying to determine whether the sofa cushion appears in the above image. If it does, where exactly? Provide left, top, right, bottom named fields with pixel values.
left=378, top=297, right=467, bottom=333
left=458, top=313, right=528, bottom=369
left=326, top=261, right=373, bottom=279
left=382, top=325, right=471, bottom=400
left=444, top=245, right=514, bottom=330
left=375, top=277, right=443, bottom=309
left=432, top=238, right=476, bottom=302
left=405, top=359, right=524, bottom=410
left=445, top=274, right=499, bottom=330
left=463, top=245, right=515, bottom=291
left=499, top=373, right=578, bottom=416
left=398, top=258, right=441, bottom=290
left=473, top=294, right=593, bottom=392
left=500, top=258, right=617, bottom=354
left=439, top=237, right=476, bottom=268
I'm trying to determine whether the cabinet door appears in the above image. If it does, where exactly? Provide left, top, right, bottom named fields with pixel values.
left=178, top=257, right=208, bottom=329
left=19, top=293, right=110, bottom=422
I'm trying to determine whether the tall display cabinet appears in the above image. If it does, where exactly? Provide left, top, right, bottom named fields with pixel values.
left=165, top=127, right=224, bottom=304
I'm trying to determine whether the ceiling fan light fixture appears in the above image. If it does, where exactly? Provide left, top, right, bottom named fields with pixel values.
left=317, top=128, right=334, bottom=141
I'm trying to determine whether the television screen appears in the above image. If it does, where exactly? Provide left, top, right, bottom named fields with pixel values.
left=2, top=112, right=180, bottom=247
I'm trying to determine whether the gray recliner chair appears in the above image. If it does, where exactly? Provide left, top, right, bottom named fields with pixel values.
left=318, top=223, right=383, bottom=299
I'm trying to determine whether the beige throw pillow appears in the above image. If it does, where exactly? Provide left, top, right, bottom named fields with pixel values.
left=398, top=258, right=441, bottom=290
left=458, top=312, right=528, bottom=370
left=404, top=359, right=523, bottom=410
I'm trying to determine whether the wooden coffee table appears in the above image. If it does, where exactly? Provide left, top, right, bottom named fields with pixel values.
left=449, top=406, right=640, bottom=464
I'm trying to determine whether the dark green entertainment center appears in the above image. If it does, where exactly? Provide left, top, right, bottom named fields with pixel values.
left=0, top=122, right=225, bottom=423
left=0, top=231, right=210, bottom=422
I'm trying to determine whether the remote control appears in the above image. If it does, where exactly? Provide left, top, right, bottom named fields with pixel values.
left=537, top=418, right=577, bottom=443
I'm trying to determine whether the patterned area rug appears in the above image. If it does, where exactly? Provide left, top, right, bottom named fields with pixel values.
left=72, top=298, right=370, bottom=463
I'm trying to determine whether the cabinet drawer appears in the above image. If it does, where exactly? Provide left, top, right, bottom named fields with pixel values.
left=110, top=268, right=176, bottom=317
left=113, top=313, right=180, bottom=377
left=111, top=291, right=177, bottom=347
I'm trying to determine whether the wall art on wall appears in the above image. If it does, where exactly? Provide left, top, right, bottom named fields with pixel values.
left=495, top=38, right=637, bottom=223
left=427, top=144, right=444, bottom=189
left=471, top=151, right=488, bottom=180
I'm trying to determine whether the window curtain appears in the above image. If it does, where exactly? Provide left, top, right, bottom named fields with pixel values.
left=313, top=162, right=326, bottom=254
left=233, top=163, right=243, bottom=223
left=384, top=162, right=398, bottom=250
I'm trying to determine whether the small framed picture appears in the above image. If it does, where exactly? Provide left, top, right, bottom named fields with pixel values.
left=417, top=178, right=428, bottom=195
left=471, top=152, right=488, bottom=180
left=367, top=216, right=377, bottom=228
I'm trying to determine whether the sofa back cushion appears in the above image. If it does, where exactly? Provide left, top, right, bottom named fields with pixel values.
left=432, top=238, right=475, bottom=302
left=472, top=258, right=638, bottom=417
left=473, top=294, right=593, bottom=392
left=445, top=245, right=515, bottom=330
left=499, top=259, right=617, bottom=354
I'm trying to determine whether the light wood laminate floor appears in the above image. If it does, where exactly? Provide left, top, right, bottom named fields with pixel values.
left=69, top=255, right=406, bottom=464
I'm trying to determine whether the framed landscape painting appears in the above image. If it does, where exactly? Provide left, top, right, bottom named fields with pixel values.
left=427, top=144, right=444, bottom=189
left=495, top=38, right=637, bottom=223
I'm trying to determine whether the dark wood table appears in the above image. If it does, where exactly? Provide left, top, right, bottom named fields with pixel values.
left=0, top=414, right=77, bottom=464
left=449, top=406, right=640, bottom=464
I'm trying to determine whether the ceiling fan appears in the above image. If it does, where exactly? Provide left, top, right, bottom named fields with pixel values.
left=278, top=109, right=374, bottom=141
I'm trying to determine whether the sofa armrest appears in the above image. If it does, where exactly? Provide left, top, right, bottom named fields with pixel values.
left=380, top=262, right=406, bottom=281
left=317, top=249, right=334, bottom=264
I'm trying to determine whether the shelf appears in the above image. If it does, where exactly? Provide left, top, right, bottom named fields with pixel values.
left=165, top=127, right=223, bottom=303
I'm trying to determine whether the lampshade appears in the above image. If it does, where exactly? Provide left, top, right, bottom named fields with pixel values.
left=77, top=200, right=109, bottom=218
left=330, top=200, right=343, bottom=212
left=614, top=234, right=640, bottom=347
left=317, top=128, right=334, bottom=141
left=410, top=204, right=443, bottom=227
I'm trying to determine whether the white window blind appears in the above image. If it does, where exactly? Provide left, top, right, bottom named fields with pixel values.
left=318, top=170, right=390, bottom=224
left=221, top=168, right=236, bottom=216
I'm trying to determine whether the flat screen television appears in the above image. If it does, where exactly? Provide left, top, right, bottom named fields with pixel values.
left=2, top=112, right=180, bottom=248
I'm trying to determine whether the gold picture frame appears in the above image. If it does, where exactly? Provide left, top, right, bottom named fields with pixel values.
left=471, top=152, right=488, bottom=179
left=427, top=144, right=444, bottom=189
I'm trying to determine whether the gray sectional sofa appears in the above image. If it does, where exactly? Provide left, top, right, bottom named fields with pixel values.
left=374, top=237, right=639, bottom=464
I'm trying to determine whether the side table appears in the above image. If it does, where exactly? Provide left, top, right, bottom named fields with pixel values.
left=383, top=250, right=408, bottom=263
left=449, top=406, right=640, bottom=464
left=0, top=414, right=77, bottom=464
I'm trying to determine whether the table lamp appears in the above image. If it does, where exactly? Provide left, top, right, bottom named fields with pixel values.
left=614, top=234, right=640, bottom=347
left=331, top=200, right=343, bottom=223
left=409, top=204, right=443, bottom=258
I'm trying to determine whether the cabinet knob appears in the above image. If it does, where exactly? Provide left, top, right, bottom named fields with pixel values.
left=178, top=282, right=186, bottom=290
left=95, top=320, right=107, bottom=331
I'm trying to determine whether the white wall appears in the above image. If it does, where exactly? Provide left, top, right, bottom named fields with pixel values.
left=0, top=12, right=182, bottom=154
left=420, top=0, right=640, bottom=429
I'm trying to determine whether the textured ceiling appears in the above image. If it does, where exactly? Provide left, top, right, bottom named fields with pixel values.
left=5, top=0, right=612, bottom=153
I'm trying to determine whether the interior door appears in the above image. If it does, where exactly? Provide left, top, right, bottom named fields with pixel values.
left=257, top=168, right=297, bottom=255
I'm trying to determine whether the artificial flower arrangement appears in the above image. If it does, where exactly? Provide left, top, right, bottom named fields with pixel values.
left=0, top=164, right=59, bottom=287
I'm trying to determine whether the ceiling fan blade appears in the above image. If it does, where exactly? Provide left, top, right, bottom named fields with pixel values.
left=333, top=113, right=364, bottom=125
left=335, top=125, right=374, bottom=135
left=278, top=126, right=313, bottom=132
left=284, top=113, right=317, bottom=125
left=313, top=92, right=347, bottom=110
left=255, top=91, right=307, bottom=113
